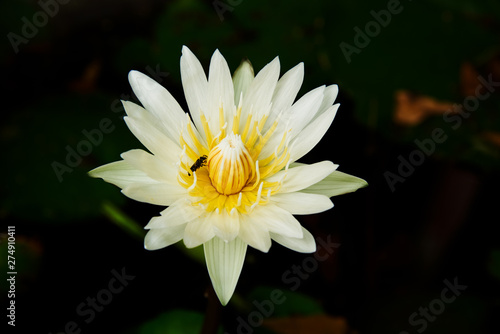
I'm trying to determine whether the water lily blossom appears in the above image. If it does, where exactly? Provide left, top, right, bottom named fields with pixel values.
left=89, top=46, right=367, bottom=305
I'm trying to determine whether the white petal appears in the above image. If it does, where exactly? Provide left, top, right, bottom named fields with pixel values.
left=204, top=237, right=247, bottom=305
left=269, top=62, right=304, bottom=117
left=301, top=170, right=368, bottom=197
left=88, top=160, right=153, bottom=189
left=317, top=84, right=338, bottom=115
left=144, top=224, right=186, bottom=250
left=251, top=204, right=303, bottom=239
left=128, top=70, right=185, bottom=142
left=287, top=85, right=325, bottom=139
left=122, top=99, right=147, bottom=118
left=271, top=227, right=316, bottom=253
left=267, top=161, right=338, bottom=193
left=123, top=101, right=182, bottom=163
left=238, top=215, right=272, bottom=253
left=180, top=46, right=208, bottom=138
left=208, top=49, right=235, bottom=132
left=270, top=192, right=333, bottom=215
left=233, top=59, right=254, bottom=106
left=121, top=149, right=177, bottom=184
left=289, top=104, right=339, bottom=162
left=183, top=215, right=216, bottom=248
left=122, top=182, right=186, bottom=206
left=211, top=209, right=240, bottom=242
left=259, top=85, right=325, bottom=160
left=240, top=57, right=280, bottom=123
left=145, top=198, right=203, bottom=229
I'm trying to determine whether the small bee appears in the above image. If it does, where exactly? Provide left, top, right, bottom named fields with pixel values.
left=188, top=155, right=208, bottom=176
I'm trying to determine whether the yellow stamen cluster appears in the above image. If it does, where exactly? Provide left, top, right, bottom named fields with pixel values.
left=178, top=103, right=290, bottom=214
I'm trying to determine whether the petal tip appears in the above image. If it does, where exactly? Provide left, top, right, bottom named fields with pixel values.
left=235, top=58, right=254, bottom=75
left=128, top=70, right=142, bottom=82
left=87, top=169, right=98, bottom=178
left=358, top=178, right=369, bottom=189
left=182, top=45, right=194, bottom=57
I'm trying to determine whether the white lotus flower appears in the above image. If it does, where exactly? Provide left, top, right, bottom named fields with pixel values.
left=89, top=46, right=367, bottom=305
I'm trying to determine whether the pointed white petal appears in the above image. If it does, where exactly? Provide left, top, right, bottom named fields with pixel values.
left=211, top=210, right=240, bottom=242
left=122, top=182, right=186, bottom=206
left=241, top=57, right=280, bottom=122
left=301, top=170, right=368, bottom=197
left=88, top=160, right=153, bottom=189
left=128, top=70, right=185, bottom=142
left=317, top=84, right=338, bottom=115
left=287, top=85, right=325, bottom=139
left=145, top=198, right=203, bottom=229
left=180, top=46, right=208, bottom=137
left=267, top=161, right=338, bottom=193
left=183, top=215, right=215, bottom=248
left=122, top=99, right=146, bottom=118
left=204, top=237, right=247, bottom=305
left=271, top=227, right=316, bottom=253
left=208, top=49, right=235, bottom=131
left=122, top=101, right=182, bottom=163
left=144, top=224, right=186, bottom=250
left=259, top=85, right=325, bottom=160
left=270, top=192, right=333, bottom=215
left=233, top=59, right=254, bottom=106
left=121, top=149, right=177, bottom=184
left=289, top=104, right=339, bottom=162
left=251, top=204, right=303, bottom=239
left=238, top=215, right=272, bottom=253
left=270, top=62, right=304, bottom=116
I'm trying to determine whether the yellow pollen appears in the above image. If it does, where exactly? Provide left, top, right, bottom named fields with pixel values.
left=207, top=133, right=255, bottom=195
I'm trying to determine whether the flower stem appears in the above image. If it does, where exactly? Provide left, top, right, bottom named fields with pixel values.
left=101, top=201, right=145, bottom=240
left=200, top=283, right=222, bottom=334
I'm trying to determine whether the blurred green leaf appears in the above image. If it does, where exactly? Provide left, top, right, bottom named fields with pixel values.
left=247, top=286, right=324, bottom=317
left=488, top=249, right=500, bottom=280
left=1, top=94, right=137, bottom=223
left=131, top=309, right=222, bottom=334
left=425, top=0, right=500, bottom=16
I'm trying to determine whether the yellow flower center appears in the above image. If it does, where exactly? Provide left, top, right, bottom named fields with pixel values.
left=207, top=133, right=255, bottom=195
left=177, top=103, right=291, bottom=214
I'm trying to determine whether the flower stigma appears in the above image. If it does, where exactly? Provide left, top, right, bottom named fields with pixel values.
left=207, top=133, right=255, bottom=195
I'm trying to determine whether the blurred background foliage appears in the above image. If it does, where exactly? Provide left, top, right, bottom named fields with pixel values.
left=1, top=0, right=500, bottom=333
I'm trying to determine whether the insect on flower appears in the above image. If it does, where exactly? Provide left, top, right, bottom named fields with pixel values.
left=188, top=155, right=208, bottom=176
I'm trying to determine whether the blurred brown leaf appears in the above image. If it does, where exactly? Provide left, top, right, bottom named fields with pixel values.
left=482, top=131, right=500, bottom=148
left=487, top=56, right=500, bottom=84
left=460, top=62, right=480, bottom=97
left=394, top=62, right=485, bottom=126
left=69, top=59, right=102, bottom=93
left=263, top=314, right=356, bottom=334
left=394, top=90, right=453, bottom=126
